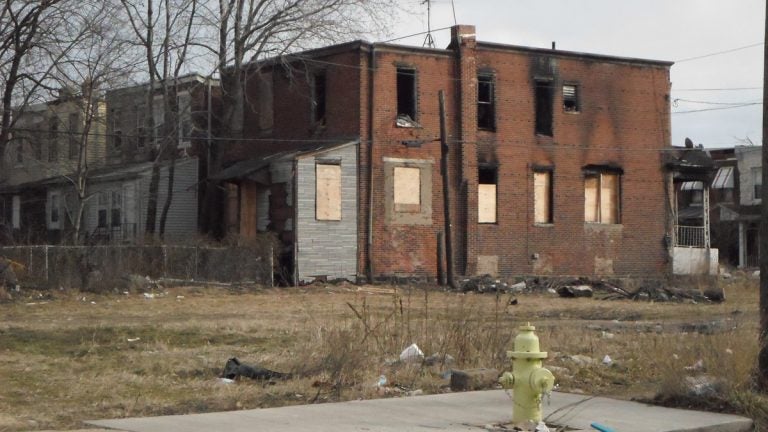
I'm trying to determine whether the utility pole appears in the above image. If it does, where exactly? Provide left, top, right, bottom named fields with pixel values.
left=439, top=90, right=455, bottom=289
left=759, top=0, right=768, bottom=391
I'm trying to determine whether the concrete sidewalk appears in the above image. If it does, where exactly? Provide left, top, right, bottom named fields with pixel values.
left=87, top=390, right=752, bottom=432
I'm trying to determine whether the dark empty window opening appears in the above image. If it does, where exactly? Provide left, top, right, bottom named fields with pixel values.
left=478, top=166, right=497, bottom=224
left=478, top=74, right=496, bottom=130
left=312, top=71, right=327, bottom=125
left=535, top=81, right=553, bottom=136
left=563, top=84, right=579, bottom=112
left=396, top=67, right=417, bottom=122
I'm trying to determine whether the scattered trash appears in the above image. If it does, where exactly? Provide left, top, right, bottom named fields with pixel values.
left=127, top=337, right=140, bottom=342
left=509, top=298, right=518, bottom=306
left=90, top=301, right=96, bottom=305
left=557, top=285, right=593, bottom=298
left=535, top=421, right=551, bottom=432
left=726, top=348, right=733, bottom=355
left=458, top=275, right=514, bottom=293
left=176, top=295, right=185, bottom=300
left=602, top=355, right=612, bottom=365
left=406, top=389, right=423, bottom=396
left=509, top=281, right=527, bottom=293
left=143, top=293, right=156, bottom=299
left=399, top=343, right=424, bottom=363
left=684, top=359, right=704, bottom=372
left=600, top=331, right=614, bottom=339
left=569, top=354, right=595, bottom=367
left=590, top=423, right=617, bottom=432
left=424, top=353, right=455, bottom=366
left=221, top=357, right=291, bottom=381
left=450, top=368, right=500, bottom=392
left=217, top=377, right=235, bottom=385
left=396, top=114, right=420, bottom=128
left=685, top=375, right=722, bottom=397
left=376, top=375, right=387, bottom=387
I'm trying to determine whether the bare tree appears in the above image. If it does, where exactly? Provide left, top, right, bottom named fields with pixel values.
left=207, top=0, right=396, bottom=142
left=50, top=1, right=140, bottom=243
left=120, top=0, right=199, bottom=239
left=0, top=0, right=74, bottom=165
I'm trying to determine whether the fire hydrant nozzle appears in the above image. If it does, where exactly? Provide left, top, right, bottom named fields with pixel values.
left=498, top=323, right=555, bottom=424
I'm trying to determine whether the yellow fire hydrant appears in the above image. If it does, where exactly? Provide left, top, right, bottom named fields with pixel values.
left=499, top=323, right=555, bottom=424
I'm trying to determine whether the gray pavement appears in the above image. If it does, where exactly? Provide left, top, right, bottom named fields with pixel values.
left=86, top=390, right=753, bottom=432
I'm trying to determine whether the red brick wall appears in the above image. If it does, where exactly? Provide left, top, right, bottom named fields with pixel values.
left=364, top=42, right=670, bottom=278
left=233, top=33, right=672, bottom=280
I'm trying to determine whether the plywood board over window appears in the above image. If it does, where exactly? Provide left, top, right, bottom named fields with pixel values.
left=534, top=171, right=553, bottom=224
left=394, top=166, right=421, bottom=212
left=600, top=173, right=619, bottom=224
left=585, top=172, right=620, bottom=224
left=478, top=166, right=497, bottom=224
left=316, top=163, right=341, bottom=220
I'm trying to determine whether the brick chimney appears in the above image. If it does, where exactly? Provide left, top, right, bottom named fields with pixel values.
left=450, top=25, right=477, bottom=50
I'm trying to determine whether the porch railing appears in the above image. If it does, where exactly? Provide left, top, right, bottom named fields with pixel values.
left=675, top=225, right=706, bottom=247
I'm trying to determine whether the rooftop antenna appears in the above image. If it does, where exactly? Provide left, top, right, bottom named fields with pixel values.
left=423, top=0, right=435, bottom=48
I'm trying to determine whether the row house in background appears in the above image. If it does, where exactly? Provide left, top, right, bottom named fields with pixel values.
left=0, top=90, right=107, bottom=243
left=0, top=74, right=219, bottom=244
left=706, top=146, right=761, bottom=269
left=104, top=74, right=221, bottom=241
left=216, top=24, right=675, bottom=283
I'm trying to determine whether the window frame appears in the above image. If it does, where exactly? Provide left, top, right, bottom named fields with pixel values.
left=752, top=167, right=762, bottom=201
left=48, top=116, right=59, bottom=162
left=534, top=79, right=554, bottom=136
left=477, top=72, right=496, bottom=131
left=562, top=83, right=580, bottom=113
left=478, top=165, right=498, bottom=224
left=311, top=70, right=327, bottom=127
left=395, top=66, right=418, bottom=123
left=584, top=170, right=621, bottom=225
left=68, top=112, right=79, bottom=160
left=533, top=169, right=554, bottom=225
left=315, top=161, right=342, bottom=221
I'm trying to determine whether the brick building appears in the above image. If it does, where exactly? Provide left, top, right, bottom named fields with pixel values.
left=218, top=24, right=673, bottom=283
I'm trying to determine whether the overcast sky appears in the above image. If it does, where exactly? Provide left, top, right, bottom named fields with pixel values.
left=389, top=0, right=765, bottom=149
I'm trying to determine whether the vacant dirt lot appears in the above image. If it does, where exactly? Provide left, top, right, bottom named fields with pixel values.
left=0, top=276, right=765, bottom=431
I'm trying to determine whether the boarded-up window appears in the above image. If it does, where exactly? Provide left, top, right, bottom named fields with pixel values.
left=534, top=170, right=553, bottom=224
left=394, top=166, right=420, bottom=212
left=316, top=163, right=341, bottom=220
left=478, top=166, right=497, bottom=223
left=585, top=172, right=620, bottom=224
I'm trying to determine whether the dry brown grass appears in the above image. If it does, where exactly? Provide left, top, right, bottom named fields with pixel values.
left=0, top=277, right=765, bottom=431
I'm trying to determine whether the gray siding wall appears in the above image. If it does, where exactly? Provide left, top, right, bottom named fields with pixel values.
left=736, top=146, right=761, bottom=206
left=296, top=144, right=357, bottom=282
left=138, top=157, right=199, bottom=242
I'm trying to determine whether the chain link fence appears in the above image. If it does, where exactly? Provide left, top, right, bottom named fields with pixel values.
left=0, top=244, right=273, bottom=290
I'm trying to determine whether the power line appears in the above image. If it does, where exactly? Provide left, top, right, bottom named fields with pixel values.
left=673, top=87, right=762, bottom=92
left=672, top=102, right=761, bottom=114
left=675, top=42, right=764, bottom=63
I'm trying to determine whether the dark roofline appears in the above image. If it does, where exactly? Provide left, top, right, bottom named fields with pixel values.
left=477, top=41, right=673, bottom=68
left=241, top=33, right=672, bottom=72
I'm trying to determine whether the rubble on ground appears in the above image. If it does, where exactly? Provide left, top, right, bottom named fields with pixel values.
left=455, top=275, right=725, bottom=303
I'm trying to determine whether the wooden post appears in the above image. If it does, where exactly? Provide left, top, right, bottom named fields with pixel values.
left=759, top=2, right=768, bottom=390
